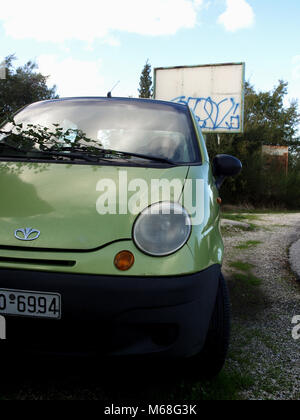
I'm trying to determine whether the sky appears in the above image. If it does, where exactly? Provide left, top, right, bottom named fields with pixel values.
left=0, top=0, right=299, bottom=106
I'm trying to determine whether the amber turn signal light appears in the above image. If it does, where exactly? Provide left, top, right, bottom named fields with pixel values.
left=114, top=250, right=135, bottom=271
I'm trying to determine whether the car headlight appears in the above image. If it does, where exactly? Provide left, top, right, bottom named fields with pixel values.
left=133, top=202, right=191, bottom=256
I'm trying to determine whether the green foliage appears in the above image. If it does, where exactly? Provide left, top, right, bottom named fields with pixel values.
left=138, top=59, right=153, bottom=99
left=207, top=80, right=300, bottom=208
left=229, top=261, right=255, bottom=272
left=243, top=80, right=299, bottom=145
left=233, top=272, right=262, bottom=287
left=0, top=55, right=58, bottom=124
left=188, top=370, right=255, bottom=400
left=235, top=240, right=262, bottom=250
left=229, top=257, right=262, bottom=288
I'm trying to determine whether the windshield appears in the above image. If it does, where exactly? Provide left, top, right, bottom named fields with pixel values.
left=0, top=98, right=201, bottom=164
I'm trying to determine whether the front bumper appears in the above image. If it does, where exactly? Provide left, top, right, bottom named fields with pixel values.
left=0, top=264, right=220, bottom=358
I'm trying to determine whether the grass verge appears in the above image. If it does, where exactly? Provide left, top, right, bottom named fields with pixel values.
left=235, top=240, right=262, bottom=250
left=229, top=261, right=255, bottom=272
left=232, top=272, right=262, bottom=287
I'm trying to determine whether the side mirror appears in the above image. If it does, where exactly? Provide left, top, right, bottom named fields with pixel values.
left=213, top=154, right=242, bottom=189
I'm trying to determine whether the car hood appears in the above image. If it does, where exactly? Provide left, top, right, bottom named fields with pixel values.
left=0, top=161, right=189, bottom=250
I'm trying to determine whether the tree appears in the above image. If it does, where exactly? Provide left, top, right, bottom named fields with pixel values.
left=138, top=60, right=153, bottom=98
left=0, top=55, right=58, bottom=123
left=241, top=80, right=299, bottom=146
left=207, top=81, right=299, bottom=151
left=206, top=80, right=300, bottom=208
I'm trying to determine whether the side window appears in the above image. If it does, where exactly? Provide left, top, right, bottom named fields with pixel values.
left=190, top=110, right=208, bottom=163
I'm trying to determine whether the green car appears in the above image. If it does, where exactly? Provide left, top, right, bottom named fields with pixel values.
left=0, top=97, right=241, bottom=376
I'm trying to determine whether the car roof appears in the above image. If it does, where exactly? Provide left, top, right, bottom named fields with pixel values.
left=30, top=97, right=188, bottom=112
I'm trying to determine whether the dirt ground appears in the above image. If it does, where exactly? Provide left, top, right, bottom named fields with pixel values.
left=0, top=212, right=299, bottom=400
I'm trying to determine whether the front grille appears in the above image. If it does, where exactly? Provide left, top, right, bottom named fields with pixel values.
left=0, top=256, right=76, bottom=267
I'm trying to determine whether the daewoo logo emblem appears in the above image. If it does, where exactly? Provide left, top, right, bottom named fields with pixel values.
left=14, top=228, right=40, bottom=241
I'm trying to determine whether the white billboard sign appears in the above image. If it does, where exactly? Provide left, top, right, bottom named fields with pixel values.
left=154, top=63, right=245, bottom=133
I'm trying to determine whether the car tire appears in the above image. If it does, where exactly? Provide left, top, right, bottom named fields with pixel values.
left=184, top=273, right=231, bottom=379
left=200, top=273, right=231, bottom=377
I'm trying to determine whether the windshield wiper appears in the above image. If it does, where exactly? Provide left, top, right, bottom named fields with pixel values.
left=0, top=141, right=176, bottom=165
left=54, top=146, right=176, bottom=165
left=0, top=141, right=29, bottom=154
left=90, top=148, right=176, bottom=165
left=0, top=142, right=99, bottom=163
left=38, top=150, right=100, bottom=162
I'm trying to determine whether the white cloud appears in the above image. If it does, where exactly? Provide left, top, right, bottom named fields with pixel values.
left=37, top=55, right=105, bottom=97
left=292, top=55, right=300, bottom=80
left=218, top=0, right=255, bottom=32
left=0, top=0, right=204, bottom=44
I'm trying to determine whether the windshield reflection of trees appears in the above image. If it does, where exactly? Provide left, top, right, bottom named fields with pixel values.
left=0, top=117, right=103, bottom=155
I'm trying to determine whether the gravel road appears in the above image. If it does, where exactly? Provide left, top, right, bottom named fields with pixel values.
left=290, top=239, right=300, bottom=279
left=222, top=213, right=300, bottom=400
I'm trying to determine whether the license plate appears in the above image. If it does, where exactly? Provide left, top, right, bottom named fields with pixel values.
left=0, top=289, right=61, bottom=319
